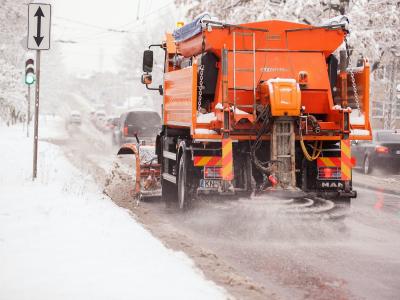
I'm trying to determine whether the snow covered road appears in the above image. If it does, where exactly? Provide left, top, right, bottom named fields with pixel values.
left=0, top=124, right=228, bottom=300
left=11, top=114, right=400, bottom=300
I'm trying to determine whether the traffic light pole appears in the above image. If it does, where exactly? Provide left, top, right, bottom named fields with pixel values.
left=27, top=85, right=31, bottom=138
left=33, top=50, right=41, bottom=180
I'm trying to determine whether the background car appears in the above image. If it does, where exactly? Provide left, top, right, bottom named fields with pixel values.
left=113, top=109, right=161, bottom=146
left=94, top=110, right=106, bottom=130
left=68, top=111, right=81, bottom=125
left=352, top=129, right=400, bottom=174
left=105, top=116, right=119, bottom=131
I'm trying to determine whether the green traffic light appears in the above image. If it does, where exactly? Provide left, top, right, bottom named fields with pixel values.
left=25, top=74, right=35, bottom=85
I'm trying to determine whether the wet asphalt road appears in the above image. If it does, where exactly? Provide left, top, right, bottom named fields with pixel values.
left=56, top=117, right=400, bottom=300
left=142, top=186, right=400, bottom=300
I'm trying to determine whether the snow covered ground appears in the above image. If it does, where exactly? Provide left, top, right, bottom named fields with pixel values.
left=0, top=124, right=227, bottom=300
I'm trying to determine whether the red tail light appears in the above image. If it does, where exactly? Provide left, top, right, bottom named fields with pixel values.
left=123, top=126, right=128, bottom=136
left=375, top=146, right=389, bottom=154
left=351, top=157, right=357, bottom=167
left=318, top=167, right=340, bottom=179
left=322, top=167, right=333, bottom=178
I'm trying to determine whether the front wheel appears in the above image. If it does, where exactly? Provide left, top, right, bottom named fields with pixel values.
left=177, top=151, right=193, bottom=210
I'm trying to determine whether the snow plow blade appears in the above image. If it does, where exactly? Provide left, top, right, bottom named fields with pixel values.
left=117, top=143, right=161, bottom=201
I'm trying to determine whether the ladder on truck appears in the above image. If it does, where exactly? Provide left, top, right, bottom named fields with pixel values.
left=271, top=119, right=296, bottom=188
left=232, top=31, right=257, bottom=118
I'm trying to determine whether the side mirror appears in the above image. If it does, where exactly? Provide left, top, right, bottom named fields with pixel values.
left=143, top=50, right=153, bottom=73
left=141, top=73, right=152, bottom=85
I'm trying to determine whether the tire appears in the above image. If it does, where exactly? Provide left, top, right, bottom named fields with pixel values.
left=363, top=155, right=372, bottom=174
left=177, top=151, right=193, bottom=210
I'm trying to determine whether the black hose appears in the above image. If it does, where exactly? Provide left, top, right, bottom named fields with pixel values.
left=250, top=105, right=276, bottom=174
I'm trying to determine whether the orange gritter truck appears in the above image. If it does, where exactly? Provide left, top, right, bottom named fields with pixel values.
left=128, top=15, right=372, bottom=209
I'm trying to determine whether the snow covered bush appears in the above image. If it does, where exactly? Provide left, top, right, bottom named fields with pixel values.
left=0, top=0, right=30, bottom=125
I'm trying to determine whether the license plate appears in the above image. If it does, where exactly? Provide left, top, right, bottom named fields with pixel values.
left=200, top=179, right=221, bottom=189
left=396, top=150, right=400, bottom=154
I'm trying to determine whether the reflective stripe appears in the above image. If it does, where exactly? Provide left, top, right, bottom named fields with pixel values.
left=193, top=156, right=222, bottom=166
left=341, top=140, right=352, bottom=180
left=317, top=157, right=341, bottom=167
left=222, top=138, right=233, bottom=180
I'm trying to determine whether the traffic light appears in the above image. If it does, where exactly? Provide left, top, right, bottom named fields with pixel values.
left=25, top=58, right=35, bottom=85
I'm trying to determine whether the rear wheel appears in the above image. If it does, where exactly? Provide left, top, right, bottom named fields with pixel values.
left=177, top=151, right=193, bottom=210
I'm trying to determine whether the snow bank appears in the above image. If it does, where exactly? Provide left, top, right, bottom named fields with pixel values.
left=0, top=125, right=227, bottom=300
left=39, top=114, right=69, bottom=140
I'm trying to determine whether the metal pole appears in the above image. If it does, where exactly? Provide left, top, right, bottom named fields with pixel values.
left=385, top=63, right=396, bottom=129
left=390, top=58, right=400, bottom=129
left=27, top=85, right=31, bottom=138
left=33, top=50, right=41, bottom=180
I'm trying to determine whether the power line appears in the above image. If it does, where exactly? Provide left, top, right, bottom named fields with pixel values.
left=61, top=2, right=175, bottom=44
left=55, top=16, right=112, bottom=30
left=53, top=20, right=141, bottom=34
left=115, top=1, right=174, bottom=30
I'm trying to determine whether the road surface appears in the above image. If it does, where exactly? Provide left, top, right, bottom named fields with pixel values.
left=48, top=113, right=400, bottom=300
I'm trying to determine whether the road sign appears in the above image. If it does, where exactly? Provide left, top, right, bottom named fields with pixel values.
left=27, top=3, right=51, bottom=50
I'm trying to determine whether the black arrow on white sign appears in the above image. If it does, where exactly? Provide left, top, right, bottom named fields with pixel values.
left=33, top=7, right=44, bottom=46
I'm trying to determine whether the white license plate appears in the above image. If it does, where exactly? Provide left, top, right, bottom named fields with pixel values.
left=200, top=179, right=221, bottom=189
left=396, top=150, right=400, bottom=154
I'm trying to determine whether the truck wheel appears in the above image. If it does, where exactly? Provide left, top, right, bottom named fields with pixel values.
left=363, top=155, right=372, bottom=174
left=177, top=151, right=192, bottom=210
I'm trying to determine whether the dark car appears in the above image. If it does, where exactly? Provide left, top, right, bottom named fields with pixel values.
left=106, top=116, right=119, bottom=131
left=113, top=110, right=161, bottom=146
left=352, top=129, right=400, bottom=174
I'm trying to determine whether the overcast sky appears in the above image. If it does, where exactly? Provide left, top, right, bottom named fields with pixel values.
left=46, top=0, right=179, bottom=74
